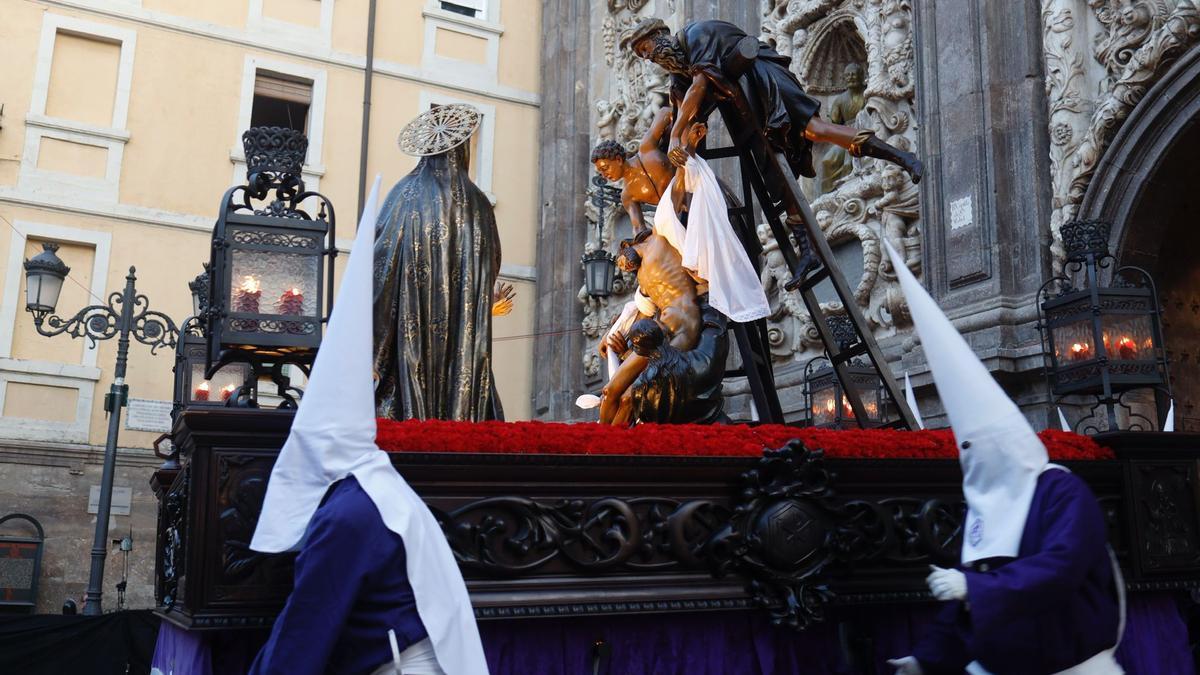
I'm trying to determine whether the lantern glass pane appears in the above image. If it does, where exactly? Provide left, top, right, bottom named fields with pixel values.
left=1051, top=318, right=1096, bottom=363
left=25, top=273, right=63, bottom=312
left=810, top=384, right=839, bottom=426
left=1100, top=314, right=1153, bottom=360
left=189, top=362, right=251, bottom=403
left=854, top=384, right=881, bottom=421
left=229, top=248, right=319, bottom=331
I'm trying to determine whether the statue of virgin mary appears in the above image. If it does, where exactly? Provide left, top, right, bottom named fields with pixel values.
left=373, top=104, right=502, bottom=421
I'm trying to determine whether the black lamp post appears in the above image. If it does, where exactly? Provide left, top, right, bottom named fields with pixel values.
left=581, top=173, right=620, bottom=298
left=205, top=127, right=335, bottom=402
left=1037, top=220, right=1171, bottom=432
left=22, top=244, right=178, bottom=616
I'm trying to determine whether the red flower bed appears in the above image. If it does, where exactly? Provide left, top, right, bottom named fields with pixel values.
left=375, top=419, right=1112, bottom=461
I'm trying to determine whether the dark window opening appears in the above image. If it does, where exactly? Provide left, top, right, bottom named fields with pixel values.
left=251, top=72, right=312, bottom=134
left=441, top=2, right=478, bottom=18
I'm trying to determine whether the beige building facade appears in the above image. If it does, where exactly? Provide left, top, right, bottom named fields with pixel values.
left=0, top=0, right=541, bottom=612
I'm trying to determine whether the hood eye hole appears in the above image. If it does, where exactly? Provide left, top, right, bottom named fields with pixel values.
left=961, top=441, right=971, bottom=450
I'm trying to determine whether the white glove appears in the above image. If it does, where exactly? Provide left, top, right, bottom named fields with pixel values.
left=887, top=656, right=925, bottom=675
left=926, top=565, right=968, bottom=601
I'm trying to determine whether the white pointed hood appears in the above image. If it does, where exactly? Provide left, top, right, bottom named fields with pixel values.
left=251, top=176, right=489, bottom=674
left=883, top=241, right=1050, bottom=563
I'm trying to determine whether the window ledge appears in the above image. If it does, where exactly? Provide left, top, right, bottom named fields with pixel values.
left=25, top=114, right=131, bottom=143
left=422, top=8, right=504, bottom=36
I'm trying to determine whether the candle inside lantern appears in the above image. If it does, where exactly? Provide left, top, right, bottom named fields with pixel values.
left=235, top=275, right=262, bottom=313
left=1069, top=342, right=1091, bottom=361
left=221, top=383, right=237, bottom=401
left=1117, top=336, right=1137, bottom=359
left=194, top=381, right=210, bottom=401
left=277, top=287, right=304, bottom=315
left=842, top=395, right=855, bottom=418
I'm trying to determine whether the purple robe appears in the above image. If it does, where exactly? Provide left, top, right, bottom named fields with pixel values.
left=913, top=469, right=1121, bottom=674
left=249, top=476, right=428, bottom=675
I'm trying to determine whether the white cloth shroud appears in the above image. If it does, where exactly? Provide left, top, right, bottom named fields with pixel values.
left=653, top=155, right=770, bottom=323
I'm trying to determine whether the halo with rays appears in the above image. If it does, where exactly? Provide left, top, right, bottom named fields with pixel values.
left=398, top=104, right=482, bottom=157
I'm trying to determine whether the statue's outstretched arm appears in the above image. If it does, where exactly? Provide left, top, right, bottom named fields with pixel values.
left=668, top=73, right=709, bottom=167
left=640, top=106, right=673, bottom=154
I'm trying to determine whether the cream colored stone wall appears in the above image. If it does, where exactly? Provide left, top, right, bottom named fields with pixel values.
left=0, top=0, right=541, bottom=453
left=0, top=0, right=541, bottom=612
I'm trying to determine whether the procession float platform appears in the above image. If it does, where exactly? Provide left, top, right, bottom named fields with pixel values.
left=148, top=410, right=1200, bottom=673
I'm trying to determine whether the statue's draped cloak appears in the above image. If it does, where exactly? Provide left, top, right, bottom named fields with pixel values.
left=373, top=144, right=500, bottom=421
left=672, top=20, right=822, bottom=178
left=629, top=299, right=729, bottom=425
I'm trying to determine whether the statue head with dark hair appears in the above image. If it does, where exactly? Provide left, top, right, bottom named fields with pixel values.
left=591, top=139, right=630, bottom=182
left=615, top=241, right=643, bottom=273
left=628, top=318, right=666, bottom=358
left=625, top=19, right=689, bottom=76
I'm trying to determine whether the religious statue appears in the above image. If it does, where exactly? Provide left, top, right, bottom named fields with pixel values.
left=591, top=106, right=677, bottom=237
left=599, top=228, right=704, bottom=425
left=623, top=18, right=923, bottom=280
left=624, top=310, right=729, bottom=425
left=373, top=104, right=504, bottom=422
left=819, top=64, right=867, bottom=194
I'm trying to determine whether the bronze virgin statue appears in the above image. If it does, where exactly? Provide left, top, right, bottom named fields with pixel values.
left=373, top=104, right=503, bottom=421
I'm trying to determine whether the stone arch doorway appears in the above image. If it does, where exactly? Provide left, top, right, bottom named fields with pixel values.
left=1079, top=45, right=1200, bottom=431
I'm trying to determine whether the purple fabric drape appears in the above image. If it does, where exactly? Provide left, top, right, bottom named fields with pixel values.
left=479, top=594, right=1194, bottom=675
left=151, top=592, right=1193, bottom=675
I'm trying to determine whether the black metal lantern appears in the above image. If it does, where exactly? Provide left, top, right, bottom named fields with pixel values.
left=581, top=249, right=617, bottom=297
left=582, top=173, right=622, bottom=298
left=206, top=127, right=336, bottom=378
left=22, top=243, right=70, bottom=316
left=803, top=356, right=886, bottom=429
left=173, top=334, right=254, bottom=417
left=1037, top=220, right=1171, bottom=432
left=188, top=264, right=210, bottom=321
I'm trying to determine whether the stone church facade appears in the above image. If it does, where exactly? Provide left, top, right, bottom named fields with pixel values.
left=533, top=0, right=1200, bottom=433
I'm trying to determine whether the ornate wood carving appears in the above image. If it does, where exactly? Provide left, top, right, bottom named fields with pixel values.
left=154, top=411, right=1200, bottom=631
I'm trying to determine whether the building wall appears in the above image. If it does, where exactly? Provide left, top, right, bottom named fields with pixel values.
left=0, top=0, right=541, bottom=613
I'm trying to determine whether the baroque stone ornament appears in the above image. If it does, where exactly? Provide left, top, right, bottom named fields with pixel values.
left=1042, top=0, right=1200, bottom=272
left=756, top=0, right=923, bottom=367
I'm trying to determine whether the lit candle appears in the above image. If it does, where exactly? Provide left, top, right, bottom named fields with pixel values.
left=1117, top=336, right=1137, bottom=359
left=235, top=276, right=262, bottom=313
left=221, top=384, right=237, bottom=401
left=194, top=381, right=210, bottom=401
left=1070, top=342, right=1090, bottom=361
left=277, top=287, right=304, bottom=315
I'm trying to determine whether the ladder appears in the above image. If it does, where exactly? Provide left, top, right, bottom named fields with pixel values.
left=697, top=59, right=917, bottom=430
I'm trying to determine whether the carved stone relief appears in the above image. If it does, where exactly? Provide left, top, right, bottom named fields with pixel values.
left=759, top=0, right=922, bottom=366
left=1042, top=0, right=1200, bottom=272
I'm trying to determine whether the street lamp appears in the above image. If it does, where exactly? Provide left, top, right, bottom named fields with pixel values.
left=1037, top=220, right=1171, bottom=432
left=22, top=244, right=178, bottom=616
left=581, top=173, right=620, bottom=298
